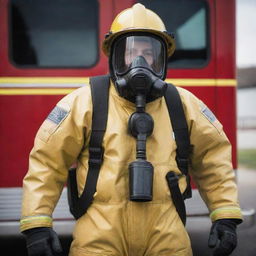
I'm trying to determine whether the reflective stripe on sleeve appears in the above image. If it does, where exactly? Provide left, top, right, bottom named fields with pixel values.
left=210, top=207, right=243, bottom=222
left=20, top=215, right=53, bottom=232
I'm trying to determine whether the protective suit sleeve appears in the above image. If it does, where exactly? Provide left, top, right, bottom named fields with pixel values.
left=178, top=87, right=243, bottom=222
left=20, top=85, right=92, bottom=232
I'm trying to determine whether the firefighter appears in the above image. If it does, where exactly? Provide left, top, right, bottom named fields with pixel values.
left=20, top=3, right=242, bottom=256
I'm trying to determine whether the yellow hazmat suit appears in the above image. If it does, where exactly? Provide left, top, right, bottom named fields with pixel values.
left=20, top=82, right=242, bottom=256
left=20, top=3, right=242, bottom=256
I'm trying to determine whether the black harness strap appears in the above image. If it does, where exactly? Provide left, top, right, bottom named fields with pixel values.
left=67, top=75, right=110, bottom=219
left=166, top=171, right=186, bottom=225
left=164, top=84, right=190, bottom=177
left=164, top=83, right=191, bottom=225
left=68, top=79, right=191, bottom=224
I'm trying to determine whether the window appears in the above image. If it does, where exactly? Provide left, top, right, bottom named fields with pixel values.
left=9, top=0, right=99, bottom=68
left=138, top=0, right=209, bottom=68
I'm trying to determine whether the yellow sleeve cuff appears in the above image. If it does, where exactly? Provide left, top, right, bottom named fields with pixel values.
left=20, top=215, right=53, bottom=232
left=210, top=206, right=243, bottom=222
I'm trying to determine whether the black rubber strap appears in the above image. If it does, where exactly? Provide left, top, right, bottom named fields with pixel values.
left=164, top=84, right=190, bottom=174
left=164, top=84, right=191, bottom=199
left=69, top=75, right=110, bottom=219
left=166, top=171, right=186, bottom=225
left=164, top=84, right=191, bottom=226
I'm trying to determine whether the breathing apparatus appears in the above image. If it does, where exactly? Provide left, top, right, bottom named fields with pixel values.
left=110, top=34, right=168, bottom=201
left=102, top=3, right=176, bottom=202
left=111, top=34, right=168, bottom=103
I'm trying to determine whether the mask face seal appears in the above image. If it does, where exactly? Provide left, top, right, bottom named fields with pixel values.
left=110, top=34, right=168, bottom=103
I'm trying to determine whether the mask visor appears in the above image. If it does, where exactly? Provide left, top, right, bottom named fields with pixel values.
left=113, top=35, right=166, bottom=77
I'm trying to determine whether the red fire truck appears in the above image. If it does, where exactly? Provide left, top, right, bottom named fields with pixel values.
left=0, top=0, right=253, bottom=235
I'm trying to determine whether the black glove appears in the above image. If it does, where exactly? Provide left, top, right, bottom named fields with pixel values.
left=208, top=219, right=240, bottom=256
left=23, top=227, right=63, bottom=256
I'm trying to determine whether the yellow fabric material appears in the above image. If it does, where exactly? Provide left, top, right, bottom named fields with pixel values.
left=20, top=81, right=242, bottom=256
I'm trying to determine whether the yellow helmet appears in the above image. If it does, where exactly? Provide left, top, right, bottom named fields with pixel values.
left=102, top=3, right=175, bottom=57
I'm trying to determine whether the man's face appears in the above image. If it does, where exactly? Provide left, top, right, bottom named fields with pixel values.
left=125, top=40, right=154, bottom=67
left=112, top=35, right=165, bottom=76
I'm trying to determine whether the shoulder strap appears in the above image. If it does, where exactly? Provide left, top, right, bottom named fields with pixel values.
left=164, top=84, right=191, bottom=198
left=68, top=75, right=110, bottom=219
left=164, top=83, right=192, bottom=225
left=89, top=74, right=110, bottom=165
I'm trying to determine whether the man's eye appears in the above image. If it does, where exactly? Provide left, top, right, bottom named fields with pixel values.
left=126, top=49, right=136, bottom=55
left=144, top=50, right=153, bottom=56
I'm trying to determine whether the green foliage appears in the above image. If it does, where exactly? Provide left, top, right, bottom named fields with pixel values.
left=238, top=149, right=256, bottom=170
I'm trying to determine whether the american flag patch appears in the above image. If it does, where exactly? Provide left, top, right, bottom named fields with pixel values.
left=200, top=103, right=222, bottom=132
left=201, top=106, right=216, bottom=123
left=47, top=106, right=68, bottom=125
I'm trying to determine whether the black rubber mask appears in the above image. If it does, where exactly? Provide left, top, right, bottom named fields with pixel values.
left=115, top=55, right=167, bottom=102
left=110, top=35, right=168, bottom=103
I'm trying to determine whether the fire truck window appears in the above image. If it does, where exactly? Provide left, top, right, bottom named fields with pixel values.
left=9, top=0, right=98, bottom=68
left=138, top=0, right=208, bottom=68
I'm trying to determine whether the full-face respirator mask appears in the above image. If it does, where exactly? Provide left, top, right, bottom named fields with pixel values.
left=110, top=35, right=168, bottom=103
left=110, top=34, right=168, bottom=202
left=114, top=55, right=167, bottom=104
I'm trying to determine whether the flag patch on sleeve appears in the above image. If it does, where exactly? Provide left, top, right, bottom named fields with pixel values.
left=201, top=106, right=216, bottom=123
left=200, top=103, right=223, bottom=133
left=47, top=106, right=68, bottom=124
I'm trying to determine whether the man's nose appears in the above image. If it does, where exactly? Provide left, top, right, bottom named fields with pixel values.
left=137, top=50, right=144, bottom=57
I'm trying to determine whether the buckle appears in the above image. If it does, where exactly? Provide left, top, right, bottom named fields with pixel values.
left=89, top=147, right=104, bottom=165
left=166, top=171, right=179, bottom=187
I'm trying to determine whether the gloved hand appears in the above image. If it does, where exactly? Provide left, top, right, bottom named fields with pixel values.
left=23, top=227, right=63, bottom=256
left=208, top=219, right=240, bottom=256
